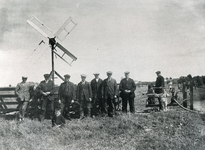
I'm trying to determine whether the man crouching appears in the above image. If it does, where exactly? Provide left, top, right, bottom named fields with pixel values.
left=52, top=108, right=66, bottom=128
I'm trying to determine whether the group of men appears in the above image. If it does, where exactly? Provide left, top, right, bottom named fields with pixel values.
left=15, top=71, right=137, bottom=121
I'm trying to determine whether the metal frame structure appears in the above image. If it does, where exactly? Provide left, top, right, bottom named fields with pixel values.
left=27, top=15, right=78, bottom=84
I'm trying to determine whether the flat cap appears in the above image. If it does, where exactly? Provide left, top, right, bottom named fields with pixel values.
left=124, top=71, right=130, bottom=74
left=44, top=74, right=50, bottom=77
left=106, top=71, right=112, bottom=74
left=64, top=74, right=70, bottom=78
left=22, top=76, right=28, bottom=79
left=81, top=74, right=87, bottom=78
left=156, top=71, right=161, bottom=74
left=93, top=73, right=99, bottom=75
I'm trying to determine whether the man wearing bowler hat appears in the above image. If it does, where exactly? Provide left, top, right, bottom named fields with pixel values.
left=119, top=71, right=136, bottom=113
left=15, top=76, right=36, bottom=121
left=58, top=74, right=76, bottom=120
left=90, top=73, right=103, bottom=117
left=155, top=71, right=165, bottom=110
left=38, top=74, right=55, bottom=121
left=76, top=74, right=92, bottom=118
left=102, top=71, right=118, bottom=117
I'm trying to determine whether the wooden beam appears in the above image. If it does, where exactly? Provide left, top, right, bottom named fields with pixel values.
left=190, top=81, right=194, bottom=110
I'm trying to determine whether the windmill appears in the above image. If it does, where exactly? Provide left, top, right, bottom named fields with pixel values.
left=27, top=15, right=78, bottom=84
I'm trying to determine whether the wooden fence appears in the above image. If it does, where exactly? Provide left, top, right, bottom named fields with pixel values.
left=0, top=87, right=18, bottom=114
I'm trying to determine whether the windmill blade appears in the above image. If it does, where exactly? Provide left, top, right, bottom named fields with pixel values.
left=54, top=17, right=78, bottom=41
left=55, top=42, right=77, bottom=61
left=27, top=15, right=53, bottom=38
left=53, top=51, right=71, bottom=66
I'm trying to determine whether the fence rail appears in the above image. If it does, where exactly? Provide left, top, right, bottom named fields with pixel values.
left=0, top=87, right=18, bottom=114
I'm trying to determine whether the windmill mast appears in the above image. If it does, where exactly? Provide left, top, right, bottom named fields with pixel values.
left=48, top=37, right=56, bottom=84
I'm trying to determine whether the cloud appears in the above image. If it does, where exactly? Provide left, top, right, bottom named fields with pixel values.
left=0, top=7, right=10, bottom=43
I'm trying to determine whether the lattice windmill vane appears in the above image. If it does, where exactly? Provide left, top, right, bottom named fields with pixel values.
left=27, top=15, right=78, bottom=83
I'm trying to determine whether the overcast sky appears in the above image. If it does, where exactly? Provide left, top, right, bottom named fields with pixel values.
left=1, top=0, right=205, bottom=86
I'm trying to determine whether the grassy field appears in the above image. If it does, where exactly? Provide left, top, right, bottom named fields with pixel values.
left=0, top=85, right=205, bottom=150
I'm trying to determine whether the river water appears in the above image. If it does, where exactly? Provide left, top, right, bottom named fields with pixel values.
left=194, top=100, right=205, bottom=112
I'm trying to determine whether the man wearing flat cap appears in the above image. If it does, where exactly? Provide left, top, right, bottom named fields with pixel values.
left=15, top=76, right=36, bottom=121
left=58, top=74, right=76, bottom=120
left=38, top=73, right=55, bottom=121
left=119, top=72, right=136, bottom=113
left=76, top=74, right=92, bottom=118
left=90, top=73, right=103, bottom=117
left=155, top=71, right=165, bottom=110
left=102, top=71, right=118, bottom=117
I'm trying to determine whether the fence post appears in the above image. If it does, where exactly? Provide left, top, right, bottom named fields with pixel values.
left=190, top=81, right=194, bottom=110
left=182, top=83, right=187, bottom=108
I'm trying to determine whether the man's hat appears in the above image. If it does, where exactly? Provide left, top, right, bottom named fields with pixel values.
left=156, top=71, right=161, bottom=74
left=64, top=74, right=70, bottom=78
left=44, top=74, right=50, bottom=77
left=93, top=73, right=99, bottom=75
left=106, top=71, right=112, bottom=75
left=22, top=76, right=28, bottom=79
left=81, top=74, right=87, bottom=78
left=124, top=71, right=130, bottom=74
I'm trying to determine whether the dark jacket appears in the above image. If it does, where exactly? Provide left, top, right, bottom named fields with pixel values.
left=155, top=75, right=164, bottom=94
left=102, top=78, right=118, bottom=99
left=52, top=115, right=65, bottom=127
left=58, top=81, right=76, bottom=103
left=38, top=80, right=55, bottom=100
left=69, top=101, right=81, bottom=119
left=76, top=81, right=92, bottom=102
left=90, top=78, right=103, bottom=99
left=119, top=78, right=136, bottom=98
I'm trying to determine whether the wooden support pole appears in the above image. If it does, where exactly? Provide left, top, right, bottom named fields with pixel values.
left=190, top=81, right=194, bottom=110
left=51, top=48, right=55, bottom=85
left=182, top=83, right=187, bottom=108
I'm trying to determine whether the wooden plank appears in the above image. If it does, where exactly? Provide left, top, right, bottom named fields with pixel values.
left=32, top=15, right=53, bottom=33
left=0, top=98, right=8, bottom=109
left=54, top=17, right=72, bottom=39
left=0, top=95, right=17, bottom=97
left=0, top=108, right=18, bottom=112
left=27, top=20, right=49, bottom=38
left=0, top=91, right=16, bottom=95
left=0, top=87, right=16, bottom=91
left=0, top=102, right=18, bottom=105
left=167, top=103, right=178, bottom=106
left=53, top=51, right=71, bottom=66
left=0, top=87, right=16, bottom=98
left=182, top=83, right=187, bottom=108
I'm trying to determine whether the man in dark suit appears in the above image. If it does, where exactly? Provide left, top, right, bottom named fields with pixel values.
left=102, top=71, right=118, bottom=117
left=38, top=74, right=55, bottom=121
left=90, top=73, right=103, bottom=117
left=119, top=71, right=136, bottom=113
left=76, top=74, right=92, bottom=118
left=155, top=71, right=165, bottom=110
left=58, top=74, right=76, bottom=120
